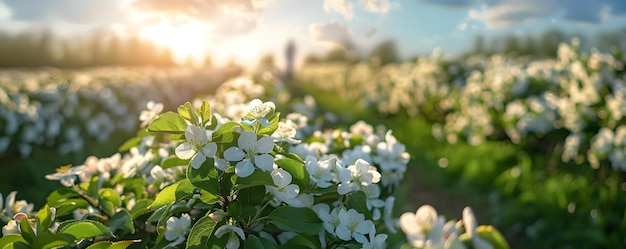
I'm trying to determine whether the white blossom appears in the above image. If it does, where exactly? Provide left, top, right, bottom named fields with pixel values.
left=224, top=131, right=274, bottom=177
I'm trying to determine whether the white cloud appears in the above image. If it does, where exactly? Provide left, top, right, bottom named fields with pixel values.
left=211, top=14, right=258, bottom=36
left=323, top=0, right=354, bottom=19
left=2, top=0, right=132, bottom=23
left=469, top=1, right=557, bottom=28
left=0, top=1, right=11, bottom=21
left=457, top=22, right=467, bottom=31
left=309, top=21, right=352, bottom=45
left=359, top=0, right=391, bottom=14
left=421, top=0, right=475, bottom=8
left=425, top=0, right=626, bottom=27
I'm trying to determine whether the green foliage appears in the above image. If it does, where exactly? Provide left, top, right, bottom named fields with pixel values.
left=268, top=207, right=323, bottom=235
left=146, top=112, right=188, bottom=134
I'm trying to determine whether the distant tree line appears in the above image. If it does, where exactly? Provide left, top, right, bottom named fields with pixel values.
left=302, top=27, right=626, bottom=67
left=467, top=28, right=626, bottom=58
left=0, top=30, right=179, bottom=68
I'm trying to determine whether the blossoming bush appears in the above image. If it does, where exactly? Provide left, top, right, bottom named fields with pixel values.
left=0, top=67, right=235, bottom=157
left=0, top=76, right=507, bottom=248
left=297, top=41, right=626, bottom=248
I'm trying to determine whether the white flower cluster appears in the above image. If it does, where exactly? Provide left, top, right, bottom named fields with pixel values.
left=298, top=40, right=626, bottom=171
left=399, top=205, right=493, bottom=249
left=0, top=67, right=235, bottom=157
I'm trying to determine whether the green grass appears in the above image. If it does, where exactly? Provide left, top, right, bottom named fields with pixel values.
left=0, top=132, right=133, bottom=207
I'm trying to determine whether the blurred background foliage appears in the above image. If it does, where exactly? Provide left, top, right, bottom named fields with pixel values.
left=1, top=26, right=626, bottom=249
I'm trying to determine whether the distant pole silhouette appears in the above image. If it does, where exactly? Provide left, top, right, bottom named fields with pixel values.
left=285, top=39, right=296, bottom=82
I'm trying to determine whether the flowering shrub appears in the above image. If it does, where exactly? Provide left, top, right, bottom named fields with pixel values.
left=0, top=67, right=235, bottom=157
left=299, top=40, right=626, bottom=170
left=0, top=76, right=507, bottom=248
left=297, top=42, right=626, bottom=248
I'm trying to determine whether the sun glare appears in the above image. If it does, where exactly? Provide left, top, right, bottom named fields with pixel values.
left=138, top=20, right=209, bottom=66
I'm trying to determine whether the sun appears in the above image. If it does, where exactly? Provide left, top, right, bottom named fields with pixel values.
left=138, top=20, right=209, bottom=66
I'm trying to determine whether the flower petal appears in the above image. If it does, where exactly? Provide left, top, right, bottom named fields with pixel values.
left=186, top=125, right=208, bottom=143
left=283, top=184, right=300, bottom=199
left=238, top=131, right=257, bottom=152
left=256, top=136, right=274, bottom=153
left=258, top=118, right=271, bottom=127
left=214, top=158, right=229, bottom=171
left=235, top=160, right=254, bottom=177
left=224, top=147, right=244, bottom=161
left=202, top=142, right=217, bottom=158
left=335, top=224, right=352, bottom=241
left=191, top=155, right=206, bottom=169
left=254, top=154, right=275, bottom=171
left=175, top=142, right=195, bottom=160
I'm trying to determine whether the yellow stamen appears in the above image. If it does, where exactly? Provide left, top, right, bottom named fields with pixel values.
left=56, top=164, right=72, bottom=173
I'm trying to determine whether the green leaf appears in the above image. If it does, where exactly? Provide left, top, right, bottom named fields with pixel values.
left=85, top=240, right=140, bottom=249
left=268, top=207, right=323, bottom=235
left=232, top=170, right=273, bottom=190
left=87, top=175, right=100, bottom=197
left=186, top=215, right=227, bottom=249
left=213, top=122, right=241, bottom=143
left=199, top=189, right=220, bottom=206
left=147, top=112, right=187, bottom=134
left=162, top=156, right=189, bottom=169
left=53, top=199, right=89, bottom=217
left=346, top=191, right=372, bottom=220
left=257, top=112, right=281, bottom=135
left=130, top=199, right=153, bottom=220
left=227, top=200, right=242, bottom=219
left=0, top=235, right=27, bottom=249
left=118, top=136, right=142, bottom=153
left=477, top=225, right=510, bottom=249
left=150, top=180, right=194, bottom=211
left=199, top=101, right=212, bottom=127
left=186, top=159, right=221, bottom=197
left=279, top=233, right=321, bottom=249
left=244, top=235, right=264, bottom=249
left=237, top=186, right=266, bottom=206
left=104, top=210, right=135, bottom=235
left=58, top=220, right=113, bottom=240
left=206, top=114, right=219, bottom=130
left=275, top=158, right=309, bottom=188
left=99, top=188, right=122, bottom=207
left=19, top=217, right=36, bottom=244
left=282, top=152, right=304, bottom=163
left=31, top=233, right=74, bottom=249
left=178, top=102, right=201, bottom=126
left=36, top=205, right=53, bottom=236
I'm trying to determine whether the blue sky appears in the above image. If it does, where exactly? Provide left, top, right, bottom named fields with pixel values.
left=0, top=0, right=624, bottom=68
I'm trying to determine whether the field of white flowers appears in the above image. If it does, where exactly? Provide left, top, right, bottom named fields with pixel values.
left=297, top=40, right=626, bottom=248
left=0, top=73, right=508, bottom=249
left=0, top=39, right=624, bottom=248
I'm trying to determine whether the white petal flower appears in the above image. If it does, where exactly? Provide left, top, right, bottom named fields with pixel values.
left=225, top=131, right=275, bottom=177
left=1, top=220, right=19, bottom=236
left=266, top=168, right=300, bottom=203
left=175, top=125, right=217, bottom=169
left=463, top=207, right=493, bottom=249
left=139, top=101, right=164, bottom=128
left=272, top=120, right=301, bottom=144
left=305, top=156, right=335, bottom=188
left=313, top=204, right=341, bottom=234
left=245, top=99, right=276, bottom=126
left=215, top=225, right=246, bottom=249
left=399, top=205, right=447, bottom=248
left=45, top=165, right=86, bottom=187
left=362, top=225, right=388, bottom=249
left=165, top=213, right=191, bottom=246
left=335, top=209, right=373, bottom=242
